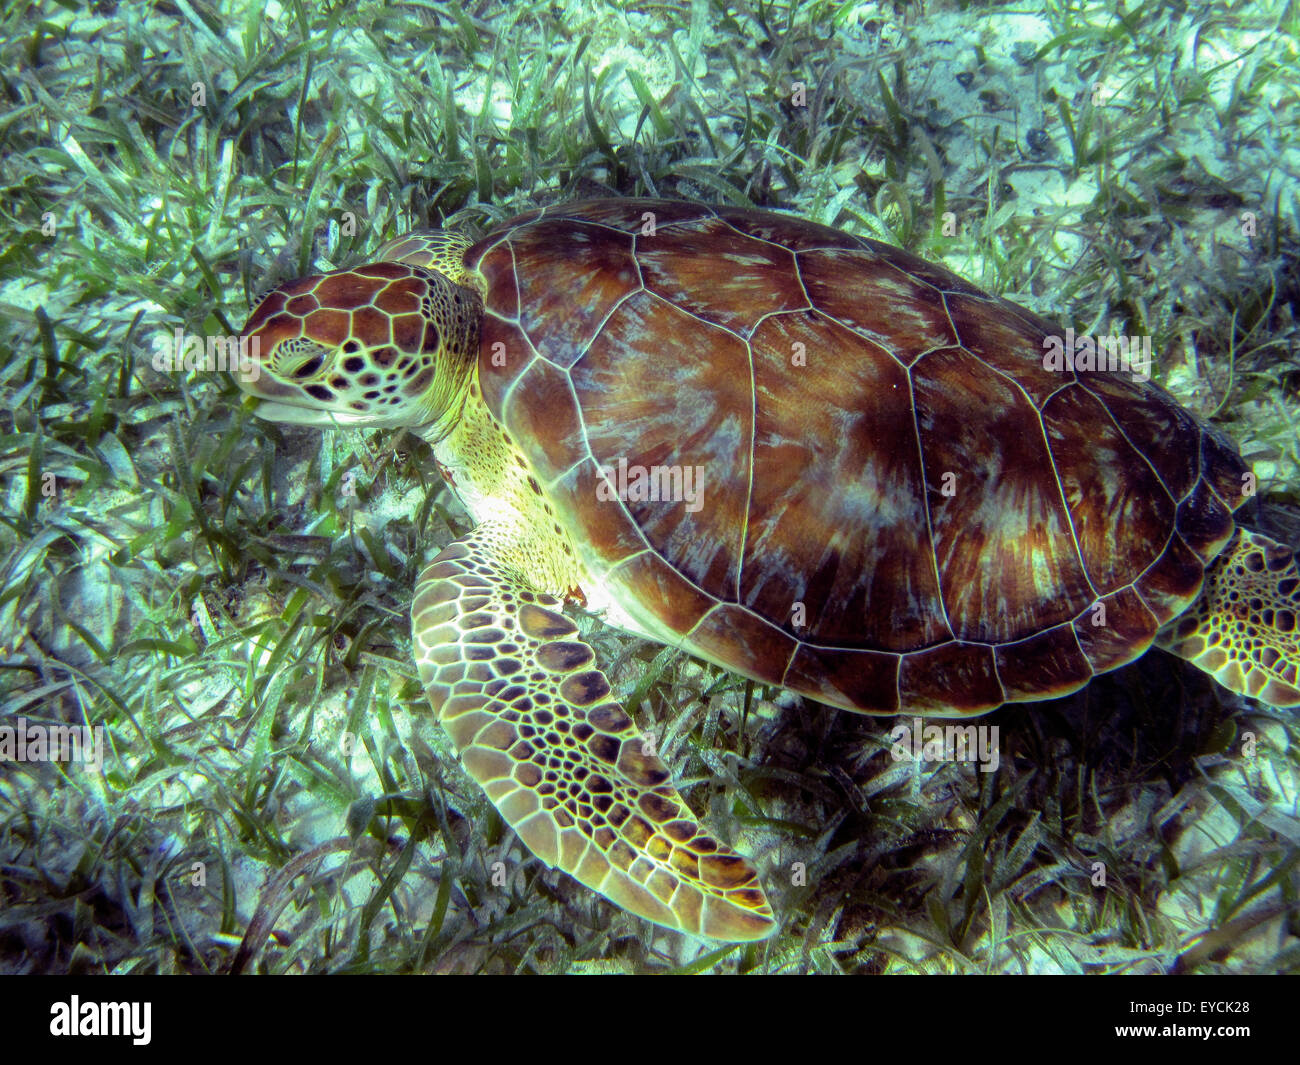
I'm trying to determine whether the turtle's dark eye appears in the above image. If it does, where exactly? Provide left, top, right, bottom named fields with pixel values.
left=271, top=337, right=329, bottom=379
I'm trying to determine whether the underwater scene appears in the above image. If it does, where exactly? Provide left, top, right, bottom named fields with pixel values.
left=1, top=0, right=1298, bottom=982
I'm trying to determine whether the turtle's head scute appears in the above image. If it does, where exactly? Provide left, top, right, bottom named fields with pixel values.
left=235, top=255, right=481, bottom=436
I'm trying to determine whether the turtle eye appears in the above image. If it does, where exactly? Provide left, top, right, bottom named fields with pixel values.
left=270, top=337, right=331, bottom=381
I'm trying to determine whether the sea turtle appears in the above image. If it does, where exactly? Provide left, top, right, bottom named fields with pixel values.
left=233, top=197, right=1300, bottom=941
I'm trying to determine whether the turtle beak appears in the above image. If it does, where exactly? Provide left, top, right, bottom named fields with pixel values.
left=239, top=396, right=376, bottom=427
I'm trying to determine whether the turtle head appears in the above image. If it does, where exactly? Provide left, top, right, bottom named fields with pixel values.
left=235, top=230, right=482, bottom=437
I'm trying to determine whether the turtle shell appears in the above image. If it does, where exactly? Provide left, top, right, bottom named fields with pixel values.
left=467, top=198, right=1250, bottom=715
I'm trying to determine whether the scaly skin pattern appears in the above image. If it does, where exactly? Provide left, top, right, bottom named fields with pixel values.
left=412, top=527, right=775, bottom=940
left=1157, top=529, right=1300, bottom=705
left=234, top=197, right=1300, bottom=939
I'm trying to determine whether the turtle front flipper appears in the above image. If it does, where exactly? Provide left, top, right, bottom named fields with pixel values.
left=1157, top=528, right=1300, bottom=706
left=411, top=528, right=778, bottom=940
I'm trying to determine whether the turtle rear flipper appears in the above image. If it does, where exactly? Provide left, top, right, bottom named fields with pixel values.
left=412, top=528, right=778, bottom=940
left=1157, top=529, right=1300, bottom=706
